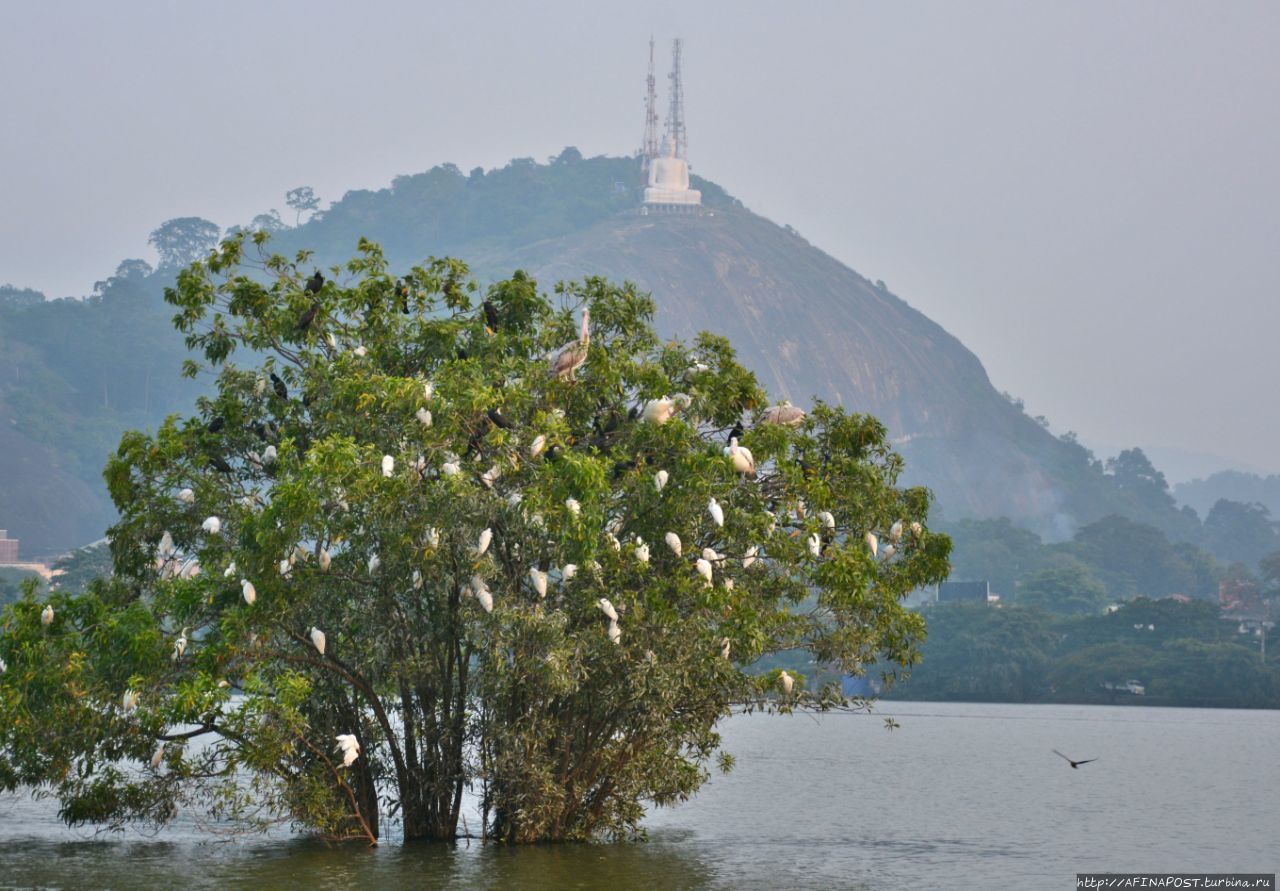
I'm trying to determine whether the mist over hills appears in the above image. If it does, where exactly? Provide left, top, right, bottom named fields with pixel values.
left=0, top=151, right=1224, bottom=554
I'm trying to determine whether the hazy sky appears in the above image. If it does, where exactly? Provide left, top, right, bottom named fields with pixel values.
left=2, top=1, right=1277, bottom=475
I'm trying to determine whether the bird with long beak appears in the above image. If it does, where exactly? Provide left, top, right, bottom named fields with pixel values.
left=547, top=309, right=590, bottom=380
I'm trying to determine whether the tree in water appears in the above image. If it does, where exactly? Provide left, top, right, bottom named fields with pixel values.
left=0, top=235, right=950, bottom=844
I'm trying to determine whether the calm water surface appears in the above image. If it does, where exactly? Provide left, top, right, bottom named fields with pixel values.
left=0, top=702, right=1274, bottom=889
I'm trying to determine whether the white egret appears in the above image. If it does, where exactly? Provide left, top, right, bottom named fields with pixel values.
left=475, top=528, right=492, bottom=557
left=598, top=598, right=619, bottom=621
left=122, top=689, right=139, bottom=712
left=723, top=578, right=734, bottom=591
left=263, top=445, right=278, bottom=465
left=278, top=559, right=292, bottom=578
left=41, top=604, right=53, bottom=626
left=765, top=512, right=777, bottom=536
left=422, top=380, right=435, bottom=401
left=701, top=547, right=720, bottom=563
left=368, top=553, right=381, bottom=575
left=642, top=396, right=674, bottom=424
left=158, top=531, right=175, bottom=558
left=606, top=532, right=621, bottom=552
left=353, top=345, right=368, bottom=358
left=480, top=465, right=501, bottom=488
left=412, top=569, right=423, bottom=590
left=635, top=541, right=651, bottom=564
left=808, top=533, right=821, bottom=557
left=508, top=492, right=524, bottom=508
left=309, top=626, right=326, bottom=655
left=223, top=561, right=237, bottom=578
left=0, top=657, right=5, bottom=673
left=172, top=629, right=188, bottom=662
left=471, top=577, right=494, bottom=613
left=607, top=619, right=621, bottom=645
left=818, top=511, right=835, bottom=530
left=695, top=558, right=714, bottom=586
left=416, top=407, right=433, bottom=427
left=565, top=497, right=581, bottom=516
left=441, top=460, right=461, bottom=476
left=708, top=497, right=724, bottom=528
left=381, top=455, right=395, bottom=477
left=254, top=376, right=267, bottom=397
left=671, top=393, right=693, bottom=414
left=725, top=438, right=756, bottom=478
left=529, top=568, right=548, bottom=599
left=889, top=520, right=904, bottom=541
left=779, top=670, right=794, bottom=697
left=177, top=488, right=195, bottom=504
left=721, top=637, right=731, bottom=660
left=665, top=532, right=683, bottom=557
left=547, top=308, right=590, bottom=379
left=795, top=499, right=807, bottom=520
left=743, top=545, right=759, bottom=569
left=881, top=544, right=896, bottom=561
left=319, top=549, right=331, bottom=573
left=655, top=469, right=669, bottom=491
left=910, top=521, right=924, bottom=536
left=241, top=579, right=256, bottom=604
left=217, top=679, right=230, bottom=688
left=424, top=528, right=441, bottom=548
left=335, top=734, right=361, bottom=767
left=151, top=744, right=166, bottom=769
left=760, top=401, right=806, bottom=427
left=865, top=531, right=879, bottom=557
left=530, top=434, right=547, bottom=458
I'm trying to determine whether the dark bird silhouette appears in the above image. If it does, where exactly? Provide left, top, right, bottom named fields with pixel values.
left=306, top=271, right=324, bottom=295
left=1053, top=750, right=1097, bottom=769
left=397, top=280, right=411, bottom=314
left=483, top=299, right=500, bottom=332
left=209, top=455, right=233, bottom=474
left=270, top=373, right=288, bottom=401
left=487, top=408, right=515, bottom=430
left=296, top=304, right=319, bottom=333
left=726, top=422, right=744, bottom=445
left=207, top=416, right=225, bottom=434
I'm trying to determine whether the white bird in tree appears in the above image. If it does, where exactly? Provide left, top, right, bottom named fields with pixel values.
left=779, top=670, right=795, bottom=697
left=635, top=540, right=651, bottom=564
left=319, top=549, right=331, bottom=573
left=179, top=559, right=201, bottom=580
left=202, top=516, right=221, bottom=535
left=122, top=689, right=139, bottom=712
left=865, top=531, right=879, bottom=557
left=529, top=434, right=547, bottom=458
left=529, top=568, right=548, bottom=599
left=172, top=629, right=188, bottom=662
left=547, top=308, right=590, bottom=379
left=671, top=393, right=693, bottom=414
left=606, top=532, right=621, bottom=552
left=665, top=532, right=683, bottom=557
left=263, top=445, right=278, bottom=465
left=475, top=528, right=492, bottom=558
left=565, top=497, right=581, bottom=516
left=382, top=455, right=395, bottom=477
left=725, top=438, right=756, bottom=478
left=151, top=744, right=166, bottom=769
left=158, top=530, right=176, bottom=558
left=177, top=488, right=195, bottom=504
left=561, top=564, right=578, bottom=582
left=808, top=533, right=822, bottom=558
left=441, top=460, right=461, bottom=476
left=422, top=380, right=435, bottom=401
left=701, top=547, right=721, bottom=563
left=335, top=734, right=361, bottom=767
left=412, top=569, right=423, bottom=590
left=416, top=407, right=433, bottom=427
left=696, top=558, right=714, bottom=587
left=598, top=598, right=619, bottom=621
left=708, top=497, right=725, bottom=528
left=309, top=626, right=326, bottom=656
left=278, top=559, right=292, bottom=578
left=368, top=553, right=381, bottom=575
left=765, top=512, right=777, bottom=536
left=642, top=396, right=675, bottom=425
left=223, top=562, right=237, bottom=578
left=41, top=604, right=54, bottom=626
left=0, top=657, right=6, bottom=673
left=654, top=469, right=669, bottom=491
left=910, top=521, right=924, bottom=536
left=889, top=520, right=904, bottom=541
left=471, top=577, right=494, bottom=613
left=743, top=545, right=759, bottom=569
left=721, top=637, right=732, bottom=660
left=424, top=528, right=441, bottom=548
left=881, top=544, right=896, bottom=561
left=607, top=619, right=621, bottom=645
left=760, top=401, right=806, bottom=427
left=480, top=465, right=501, bottom=488
left=818, top=511, right=835, bottom=530
left=241, top=579, right=256, bottom=604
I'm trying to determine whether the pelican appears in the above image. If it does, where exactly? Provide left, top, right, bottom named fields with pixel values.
left=607, top=619, right=621, bottom=645
left=725, top=438, right=756, bottom=478
left=416, top=408, right=433, bottom=427
left=655, top=469, right=669, bottom=491
left=696, top=558, right=714, bottom=586
left=708, top=497, right=724, bottom=528
left=179, top=558, right=201, bottom=580
left=565, top=497, right=581, bottom=516
left=721, top=637, right=731, bottom=660
left=172, top=629, right=188, bottom=662
left=442, top=460, right=461, bottom=476
left=309, top=626, right=326, bottom=655
left=807, top=533, right=821, bottom=557
left=818, top=511, right=835, bottom=530
left=382, top=455, right=395, bottom=478
left=760, top=401, right=806, bottom=427
left=530, top=568, right=548, bottom=599
left=41, top=604, right=54, bottom=626
left=562, top=563, right=578, bottom=581
left=480, top=465, right=501, bottom=488
left=151, top=744, right=166, bottom=769
left=865, top=531, right=879, bottom=557
left=889, top=520, right=904, bottom=541
left=743, top=545, right=759, bottom=569
left=263, top=445, right=278, bottom=465
left=1053, top=750, right=1098, bottom=769
left=635, top=541, right=650, bottom=564
left=335, top=734, right=361, bottom=767
left=368, top=553, right=381, bottom=575
left=177, top=488, right=195, bottom=504
left=642, top=396, right=674, bottom=424
left=547, top=308, right=590, bottom=379
left=122, top=689, right=139, bottom=712
left=475, top=528, right=492, bottom=557
left=530, top=434, right=547, bottom=458
left=241, top=579, right=256, bottom=604
left=665, top=532, right=683, bottom=557
left=779, top=670, right=794, bottom=697
left=598, top=598, right=618, bottom=621
left=412, top=569, right=423, bottom=589
left=319, top=549, right=331, bottom=573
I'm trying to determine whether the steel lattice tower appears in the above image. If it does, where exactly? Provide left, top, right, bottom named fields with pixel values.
left=641, top=35, right=660, bottom=170
left=664, top=38, right=687, bottom=160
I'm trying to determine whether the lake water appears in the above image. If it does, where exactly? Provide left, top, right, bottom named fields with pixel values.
left=0, top=701, right=1274, bottom=889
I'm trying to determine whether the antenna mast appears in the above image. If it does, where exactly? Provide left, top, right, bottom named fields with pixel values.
left=664, top=38, right=687, bottom=160
left=641, top=35, right=660, bottom=170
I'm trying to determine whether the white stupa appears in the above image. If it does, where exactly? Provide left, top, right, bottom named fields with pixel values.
left=643, top=136, right=701, bottom=209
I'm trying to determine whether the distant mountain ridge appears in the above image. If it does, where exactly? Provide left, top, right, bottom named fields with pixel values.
left=0, top=150, right=1203, bottom=553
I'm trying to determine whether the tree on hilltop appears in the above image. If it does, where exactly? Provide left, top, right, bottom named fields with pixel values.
left=0, top=234, right=950, bottom=845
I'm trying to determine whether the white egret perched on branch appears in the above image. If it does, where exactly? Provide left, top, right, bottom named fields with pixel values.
left=203, top=516, right=223, bottom=535
left=642, top=396, right=674, bottom=425
left=41, top=604, right=54, bottom=626
left=416, top=408, right=433, bottom=427
left=865, top=531, right=879, bottom=557
left=529, top=434, right=547, bottom=458
left=177, top=488, right=195, bottom=504
left=760, top=401, right=806, bottom=427
left=607, top=620, right=621, bottom=645
left=172, top=629, right=188, bottom=662
left=151, top=744, right=166, bottom=769
left=708, top=497, right=724, bottom=528
left=529, top=568, right=548, bottom=599
left=309, top=626, right=326, bottom=656
left=241, top=579, right=256, bottom=604
left=319, top=549, right=331, bottom=573
left=807, top=533, right=822, bottom=558
left=743, top=545, right=759, bottom=569
left=122, top=689, right=139, bottom=713
left=561, top=564, right=578, bottom=582
left=695, top=558, right=714, bottom=587
left=817, top=511, right=835, bottom=530
left=889, top=520, right=904, bottom=541
left=598, top=598, right=618, bottom=621
left=412, top=569, right=423, bottom=590
left=547, top=308, right=590, bottom=380
left=471, top=577, right=494, bottom=613
left=475, top=528, right=492, bottom=558
left=565, top=497, right=581, bottom=517
left=779, top=670, right=794, bottom=698
left=368, top=553, right=381, bottom=575
left=721, top=637, right=731, bottom=660
left=910, top=521, right=924, bottom=536
left=335, top=734, right=361, bottom=767
left=665, top=532, right=683, bottom=557
left=654, top=469, right=669, bottom=491
left=634, top=540, right=650, bottom=564
left=381, top=455, right=395, bottom=478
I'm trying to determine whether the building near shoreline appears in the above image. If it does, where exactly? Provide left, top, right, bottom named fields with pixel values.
left=0, top=530, right=18, bottom=564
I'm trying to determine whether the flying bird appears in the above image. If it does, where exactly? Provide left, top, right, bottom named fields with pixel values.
left=547, top=308, right=590, bottom=380
left=1053, top=750, right=1098, bottom=769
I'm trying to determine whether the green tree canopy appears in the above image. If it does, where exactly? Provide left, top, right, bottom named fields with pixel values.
left=1017, top=562, right=1108, bottom=615
left=148, top=217, right=220, bottom=269
left=0, top=235, right=950, bottom=845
